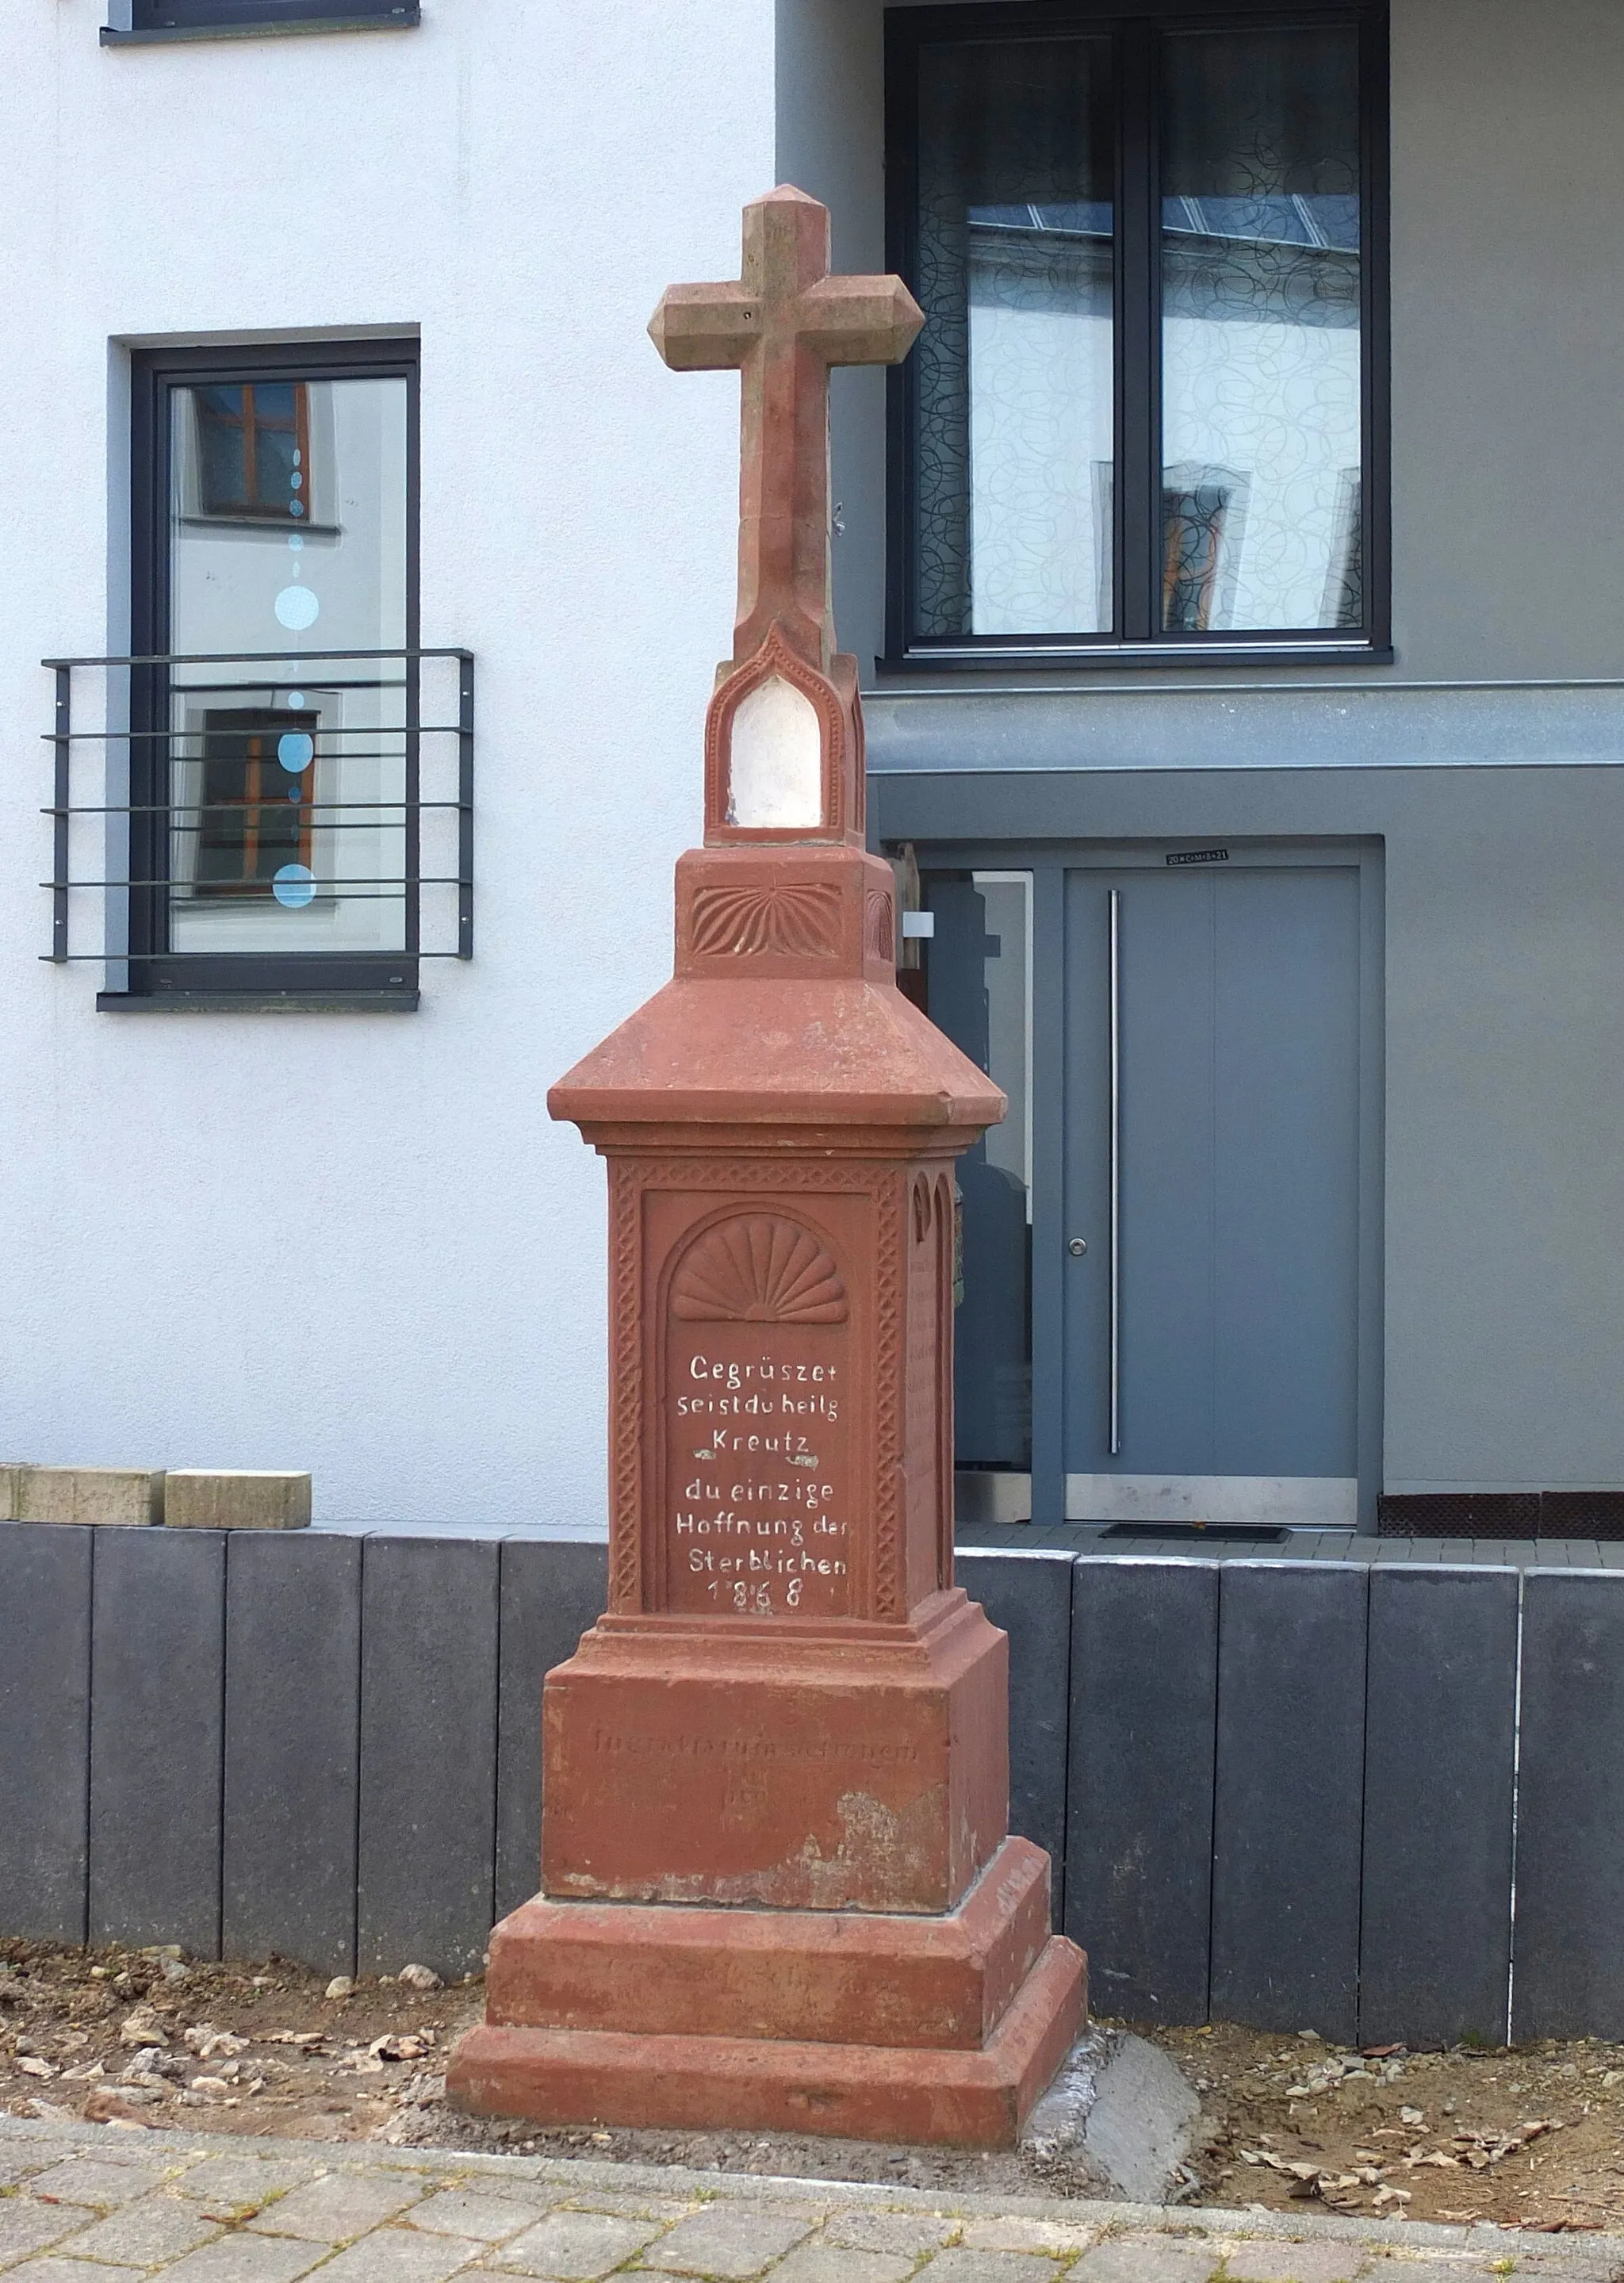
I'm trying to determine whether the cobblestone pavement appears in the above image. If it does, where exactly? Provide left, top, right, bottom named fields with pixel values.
left=2, top=2119, right=1620, bottom=2283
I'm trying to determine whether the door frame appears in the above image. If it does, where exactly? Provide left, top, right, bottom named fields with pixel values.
left=914, top=835, right=1385, bottom=1532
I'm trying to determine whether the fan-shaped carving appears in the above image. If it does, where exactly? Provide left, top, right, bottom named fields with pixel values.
left=864, top=893, right=895, bottom=962
left=691, top=881, right=842, bottom=959
left=672, top=1215, right=848, bottom=1323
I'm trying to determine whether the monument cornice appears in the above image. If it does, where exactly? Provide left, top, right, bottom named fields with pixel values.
left=550, top=978, right=1004, bottom=1135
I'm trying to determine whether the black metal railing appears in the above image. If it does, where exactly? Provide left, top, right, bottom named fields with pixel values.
left=42, top=646, right=473, bottom=971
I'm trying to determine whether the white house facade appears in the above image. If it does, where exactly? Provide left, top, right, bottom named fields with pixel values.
left=8, top=0, right=1624, bottom=1546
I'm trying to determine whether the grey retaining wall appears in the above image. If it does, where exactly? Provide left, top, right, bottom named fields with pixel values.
left=2, top=1522, right=1617, bottom=2047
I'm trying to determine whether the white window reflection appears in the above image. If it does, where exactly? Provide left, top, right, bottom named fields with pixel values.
left=1160, top=25, right=1363, bottom=632
left=914, top=37, right=1114, bottom=640
left=167, top=374, right=409, bottom=953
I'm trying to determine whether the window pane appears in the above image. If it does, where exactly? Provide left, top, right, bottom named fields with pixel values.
left=1160, top=25, right=1363, bottom=632
left=195, top=387, right=249, bottom=515
left=167, top=373, right=409, bottom=954
left=915, top=36, right=1114, bottom=639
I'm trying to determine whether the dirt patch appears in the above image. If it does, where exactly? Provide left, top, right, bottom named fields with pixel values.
left=0, top=1936, right=1105, bottom=2196
left=5, top=1937, right=1622, bottom=2228
left=0, top=1937, right=473, bottom=2147
left=1154, top=2020, right=1624, bottom=2235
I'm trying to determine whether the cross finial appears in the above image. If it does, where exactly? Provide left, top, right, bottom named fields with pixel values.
left=649, top=186, right=922, bottom=673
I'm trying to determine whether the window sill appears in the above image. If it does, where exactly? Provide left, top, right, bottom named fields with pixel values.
left=879, top=641, right=1396, bottom=677
left=96, top=989, right=420, bottom=1012
left=103, top=9, right=417, bottom=43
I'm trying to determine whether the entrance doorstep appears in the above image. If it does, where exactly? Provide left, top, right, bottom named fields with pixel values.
left=1068, top=1473, right=1358, bottom=1529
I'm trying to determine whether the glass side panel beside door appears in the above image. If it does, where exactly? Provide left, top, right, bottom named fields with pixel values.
left=921, top=871, right=1033, bottom=1473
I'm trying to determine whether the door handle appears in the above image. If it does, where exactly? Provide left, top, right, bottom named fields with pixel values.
left=1109, top=887, right=1121, bottom=1456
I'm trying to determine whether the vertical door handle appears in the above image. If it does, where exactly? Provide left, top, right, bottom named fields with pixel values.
left=1109, top=887, right=1121, bottom=1456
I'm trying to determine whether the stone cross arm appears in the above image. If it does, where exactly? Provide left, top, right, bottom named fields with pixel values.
left=650, top=273, right=924, bottom=373
left=649, top=186, right=924, bottom=670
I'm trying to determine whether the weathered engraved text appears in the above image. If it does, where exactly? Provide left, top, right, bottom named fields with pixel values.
left=664, top=1213, right=853, bottom=1616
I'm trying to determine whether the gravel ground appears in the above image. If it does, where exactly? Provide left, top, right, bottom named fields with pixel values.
left=1162, top=2022, right=1624, bottom=2234
left=5, top=1940, right=1623, bottom=2234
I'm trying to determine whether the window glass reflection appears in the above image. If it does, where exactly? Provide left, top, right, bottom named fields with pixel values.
left=166, top=373, right=409, bottom=953
left=915, top=38, right=1114, bottom=638
left=1160, top=25, right=1363, bottom=632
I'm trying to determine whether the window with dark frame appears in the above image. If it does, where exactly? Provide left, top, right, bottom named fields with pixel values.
left=126, top=339, right=420, bottom=1002
left=886, top=1, right=1388, bottom=663
left=124, top=0, right=415, bottom=33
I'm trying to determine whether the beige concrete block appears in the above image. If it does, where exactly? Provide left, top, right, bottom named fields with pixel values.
left=163, top=1470, right=312, bottom=1530
left=17, top=1466, right=164, bottom=1526
left=0, top=1462, right=28, bottom=1521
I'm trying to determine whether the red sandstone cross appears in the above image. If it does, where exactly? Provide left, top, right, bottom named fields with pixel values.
left=649, top=186, right=923, bottom=676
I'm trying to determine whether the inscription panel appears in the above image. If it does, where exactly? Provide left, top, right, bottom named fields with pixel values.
left=663, top=1212, right=853, bottom=1619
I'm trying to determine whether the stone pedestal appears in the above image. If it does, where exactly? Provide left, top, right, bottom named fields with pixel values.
left=449, top=839, right=1086, bottom=2144
left=447, top=186, right=1085, bottom=2148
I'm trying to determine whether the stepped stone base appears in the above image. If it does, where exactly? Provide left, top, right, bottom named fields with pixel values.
left=448, top=1837, right=1086, bottom=2148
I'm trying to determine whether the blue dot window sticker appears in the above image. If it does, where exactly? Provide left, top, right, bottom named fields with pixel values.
left=274, top=585, right=320, bottom=630
left=287, top=691, right=305, bottom=709
left=273, top=864, right=316, bottom=909
left=278, top=731, right=313, bottom=774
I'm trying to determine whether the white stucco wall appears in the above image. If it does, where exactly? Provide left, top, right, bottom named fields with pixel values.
left=0, top=0, right=777, bottom=1526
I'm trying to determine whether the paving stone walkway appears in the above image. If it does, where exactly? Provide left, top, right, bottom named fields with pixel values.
left=2, top=2118, right=1620, bottom=2283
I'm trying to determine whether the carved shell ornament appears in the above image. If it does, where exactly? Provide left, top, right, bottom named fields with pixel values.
left=864, top=893, right=895, bottom=962
left=672, top=1216, right=848, bottom=1323
left=690, top=880, right=842, bottom=959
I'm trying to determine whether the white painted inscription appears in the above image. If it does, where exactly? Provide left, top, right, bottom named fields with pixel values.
left=668, top=1344, right=851, bottom=1615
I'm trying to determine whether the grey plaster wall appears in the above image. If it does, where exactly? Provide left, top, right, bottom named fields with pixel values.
left=1388, top=0, right=1624, bottom=684
left=871, top=764, right=1624, bottom=1493
left=775, top=0, right=1624, bottom=686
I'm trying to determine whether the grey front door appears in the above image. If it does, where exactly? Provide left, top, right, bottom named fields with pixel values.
left=1063, top=860, right=1363, bottom=1526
